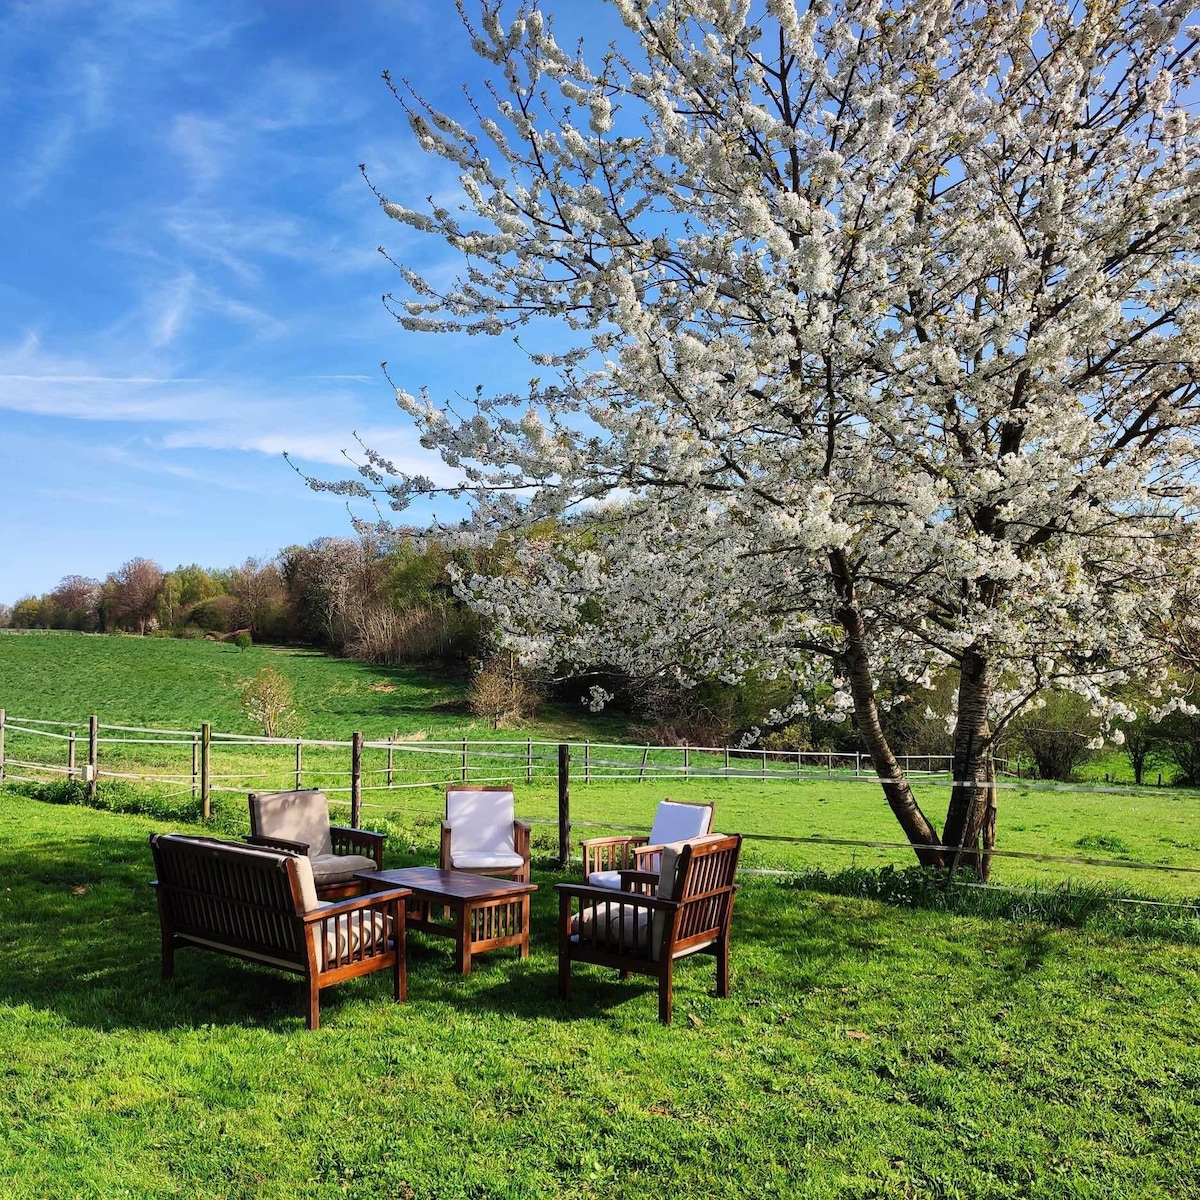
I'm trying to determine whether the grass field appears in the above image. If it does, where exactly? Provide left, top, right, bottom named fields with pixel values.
left=4, top=635, right=1200, bottom=1196
left=0, top=631, right=627, bottom=741
left=2, top=633, right=1199, bottom=899
left=2, top=792, right=1199, bottom=1199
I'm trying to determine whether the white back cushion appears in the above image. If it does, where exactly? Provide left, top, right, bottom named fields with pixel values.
left=446, top=788, right=515, bottom=854
left=648, top=801, right=713, bottom=846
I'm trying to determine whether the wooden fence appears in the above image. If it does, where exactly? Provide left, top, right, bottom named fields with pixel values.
left=6, top=708, right=1200, bottom=892
left=0, top=707, right=1014, bottom=826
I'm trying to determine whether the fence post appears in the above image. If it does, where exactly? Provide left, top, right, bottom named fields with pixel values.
left=526, top=737, right=532, bottom=784
left=0, top=708, right=5, bottom=787
left=827, top=750, right=833, bottom=776
left=295, top=738, right=303, bottom=791
left=200, top=722, right=211, bottom=820
left=351, top=731, right=363, bottom=827
left=683, top=742, right=689, bottom=779
left=584, top=739, right=590, bottom=785
left=724, top=744, right=729, bottom=777
left=461, top=738, right=468, bottom=783
left=557, top=743, right=570, bottom=867
left=68, top=730, right=76, bottom=781
left=855, top=751, right=861, bottom=778
left=639, top=745, right=649, bottom=782
left=191, top=735, right=198, bottom=799
left=762, top=750, right=767, bottom=780
left=796, top=749, right=801, bottom=778
left=387, top=733, right=395, bottom=789
left=88, top=715, right=99, bottom=801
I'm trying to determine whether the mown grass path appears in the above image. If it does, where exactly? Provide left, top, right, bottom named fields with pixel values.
left=2, top=793, right=1199, bottom=1199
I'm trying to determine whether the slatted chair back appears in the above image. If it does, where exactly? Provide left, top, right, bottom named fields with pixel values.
left=150, top=834, right=311, bottom=966
left=660, top=834, right=742, bottom=956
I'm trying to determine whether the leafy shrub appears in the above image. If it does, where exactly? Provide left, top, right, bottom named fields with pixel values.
left=238, top=666, right=297, bottom=737
left=1014, top=691, right=1100, bottom=780
left=233, top=631, right=253, bottom=650
left=177, top=624, right=206, bottom=640
left=186, top=594, right=241, bottom=633
left=760, top=723, right=811, bottom=752
left=467, top=659, right=541, bottom=729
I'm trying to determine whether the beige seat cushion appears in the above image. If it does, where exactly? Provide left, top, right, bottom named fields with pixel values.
left=319, top=907, right=391, bottom=970
left=570, top=901, right=660, bottom=959
left=309, top=853, right=378, bottom=886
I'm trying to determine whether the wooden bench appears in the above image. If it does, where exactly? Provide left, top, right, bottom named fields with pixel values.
left=150, top=834, right=410, bottom=1030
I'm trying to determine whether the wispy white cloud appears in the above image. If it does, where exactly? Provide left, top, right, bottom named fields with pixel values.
left=13, top=116, right=74, bottom=203
left=169, top=113, right=237, bottom=188
left=0, top=333, right=452, bottom=487
left=150, top=272, right=196, bottom=347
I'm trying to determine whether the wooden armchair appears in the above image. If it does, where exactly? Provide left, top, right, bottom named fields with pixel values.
left=557, top=833, right=742, bottom=1024
left=440, top=786, right=531, bottom=883
left=247, top=788, right=384, bottom=900
left=150, top=833, right=409, bottom=1030
left=581, top=799, right=715, bottom=889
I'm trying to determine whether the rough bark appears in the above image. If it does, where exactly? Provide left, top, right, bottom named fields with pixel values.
left=944, top=645, right=994, bottom=878
left=831, top=553, right=944, bottom=866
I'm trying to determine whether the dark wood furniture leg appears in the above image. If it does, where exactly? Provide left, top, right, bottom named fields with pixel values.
left=456, top=900, right=472, bottom=975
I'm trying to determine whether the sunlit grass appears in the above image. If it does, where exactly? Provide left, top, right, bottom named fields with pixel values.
left=1, top=792, right=1199, bottom=1199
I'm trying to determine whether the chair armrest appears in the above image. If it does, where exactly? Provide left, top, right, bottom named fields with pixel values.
left=631, top=843, right=669, bottom=872
left=555, top=882, right=679, bottom=912
left=580, top=834, right=649, bottom=877
left=246, top=834, right=309, bottom=855
left=301, top=887, right=411, bottom=922
left=440, top=820, right=452, bottom=871
left=619, top=869, right=660, bottom=893
left=579, top=834, right=638, bottom=850
left=513, top=819, right=531, bottom=866
left=330, top=826, right=386, bottom=866
left=331, top=825, right=385, bottom=841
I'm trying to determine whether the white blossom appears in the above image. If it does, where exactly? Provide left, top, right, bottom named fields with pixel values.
left=325, top=0, right=1200, bottom=861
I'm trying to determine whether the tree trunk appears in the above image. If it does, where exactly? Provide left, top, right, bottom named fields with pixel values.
left=833, top=591, right=944, bottom=866
left=943, top=645, right=994, bottom=878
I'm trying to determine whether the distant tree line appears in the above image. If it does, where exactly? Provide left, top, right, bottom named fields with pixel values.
left=0, top=534, right=489, bottom=662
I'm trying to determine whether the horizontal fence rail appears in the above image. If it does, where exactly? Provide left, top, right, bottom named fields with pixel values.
left=3, top=707, right=1197, bottom=898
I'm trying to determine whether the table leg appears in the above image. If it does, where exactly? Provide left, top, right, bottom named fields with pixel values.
left=456, top=902, right=472, bottom=975
left=520, top=894, right=530, bottom=959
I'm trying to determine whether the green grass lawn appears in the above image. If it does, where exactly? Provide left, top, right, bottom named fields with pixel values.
left=1, top=792, right=1199, bottom=1199
left=0, top=631, right=628, bottom=741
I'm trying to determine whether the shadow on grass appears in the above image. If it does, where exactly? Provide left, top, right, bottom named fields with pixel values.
left=0, top=825, right=863, bottom=1033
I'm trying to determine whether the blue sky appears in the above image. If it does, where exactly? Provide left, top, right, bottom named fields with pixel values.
left=0, top=0, right=619, bottom=601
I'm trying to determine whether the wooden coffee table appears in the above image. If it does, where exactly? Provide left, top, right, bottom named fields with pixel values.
left=355, top=867, right=536, bottom=975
